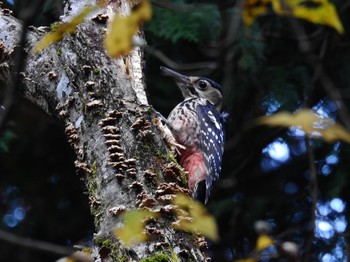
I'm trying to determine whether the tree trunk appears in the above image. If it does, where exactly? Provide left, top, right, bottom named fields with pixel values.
left=0, top=0, right=208, bottom=261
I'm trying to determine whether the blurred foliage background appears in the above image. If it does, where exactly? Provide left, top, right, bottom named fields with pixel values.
left=1, top=0, right=350, bottom=261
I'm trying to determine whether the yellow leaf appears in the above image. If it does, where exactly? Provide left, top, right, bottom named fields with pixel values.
left=114, top=209, right=158, bottom=247
left=34, top=6, right=96, bottom=53
left=243, top=0, right=269, bottom=26
left=105, top=0, right=152, bottom=58
left=243, top=0, right=343, bottom=34
left=235, top=259, right=257, bottom=262
left=257, top=109, right=350, bottom=143
left=171, top=193, right=219, bottom=242
left=256, top=234, right=274, bottom=251
left=277, top=0, right=343, bottom=34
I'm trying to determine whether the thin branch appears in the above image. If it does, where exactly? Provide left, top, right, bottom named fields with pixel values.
left=340, top=1, right=350, bottom=13
left=222, top=0, right=244, bottom=111
left=150, top=0, right=209, bottom=12
left=145, top=46, right=218, bottom=71
left=0, top=0, right=46, bottom=134
left=0, top=21, right=27, bottom=133
left=262, top=28, right=324, bottom=41
left=346, top=238, right=350, bottom=262
left=286, top=15, right=350, bottom=130
left=304, top=137, right=318, bottom=262
left=0, top=229, right=92, bottom=261
left=299, top=24, right=327, bottom=260
left=302, top=31, right=329, bottom=107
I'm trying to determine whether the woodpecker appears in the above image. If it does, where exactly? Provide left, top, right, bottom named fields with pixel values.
left=160, top=66, right=226, bottom=203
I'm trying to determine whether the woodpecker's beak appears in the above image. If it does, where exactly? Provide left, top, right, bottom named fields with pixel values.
left=160, top=66, right=190, bottom=85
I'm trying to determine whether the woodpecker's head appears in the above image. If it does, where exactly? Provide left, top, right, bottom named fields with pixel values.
left=160, top=66, right=223, bottom=111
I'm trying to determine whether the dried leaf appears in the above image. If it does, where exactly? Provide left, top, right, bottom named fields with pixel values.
left=256, top=234, right=274, bottom=251
left=105, top=0, right=152, bottom=57
left=114, top=209, right=158, bottom=247
left=171, top=193, right=219, bottom=242
left=243, top=0, right=343, bottom=34
left=257, top=109, right=350, bottom=143
left=34, top=6, right=96, bottom=53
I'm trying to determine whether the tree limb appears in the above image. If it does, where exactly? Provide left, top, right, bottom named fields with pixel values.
left=0, top=1, right=207, bottom=261
left=0, top=229, right=93, bottom=262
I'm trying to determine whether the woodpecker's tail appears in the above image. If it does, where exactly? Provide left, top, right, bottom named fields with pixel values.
left=193, top=180, right=207, bottom=204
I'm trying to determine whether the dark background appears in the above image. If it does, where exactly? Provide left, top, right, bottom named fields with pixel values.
left=1, top=0, right=350, bottom=261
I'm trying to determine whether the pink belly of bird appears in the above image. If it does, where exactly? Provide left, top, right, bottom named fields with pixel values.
left=180, top=150, right=207, bottom=193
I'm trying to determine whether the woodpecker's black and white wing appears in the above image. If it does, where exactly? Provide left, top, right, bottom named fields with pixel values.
left=195, top=100, right=225, bottom=203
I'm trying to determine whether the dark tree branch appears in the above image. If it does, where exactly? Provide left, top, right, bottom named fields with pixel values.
left=0, top=229, right=93, bottom=261
left=304, top=137, right=318, bottom=262
left=222, top=0, right=243, bottom=112
left=150, top=0, right=209, bottom=12
left=145, top=46, right=218, bottom=72
left=287, top=15, right=350, bottom=130
left=0, top=0, right=46, bottom=134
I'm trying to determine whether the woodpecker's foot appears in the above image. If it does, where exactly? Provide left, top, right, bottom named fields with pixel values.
left=153, top=115, right=186, bottom=155
left=152, top=108, right=168, bottom=124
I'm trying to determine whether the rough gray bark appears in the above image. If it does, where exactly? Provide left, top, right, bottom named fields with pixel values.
left=0, top=1, right=208, bottom=261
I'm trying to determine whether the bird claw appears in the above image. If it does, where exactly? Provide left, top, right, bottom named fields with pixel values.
left=153, top=115, right=185, bottom=154
left=153, top=108, right=168, bottom=123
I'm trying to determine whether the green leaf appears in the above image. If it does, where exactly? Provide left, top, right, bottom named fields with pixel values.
left=146, top=2, right=220, bottom=43
left=0, top=130, right=16, bottom=154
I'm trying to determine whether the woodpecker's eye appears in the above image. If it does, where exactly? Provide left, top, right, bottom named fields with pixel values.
left=197, top=80, right=208, bottom=90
